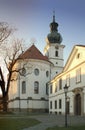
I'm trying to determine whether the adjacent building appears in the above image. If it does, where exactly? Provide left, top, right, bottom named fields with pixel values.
left=49, top=45, right=85, bottom=116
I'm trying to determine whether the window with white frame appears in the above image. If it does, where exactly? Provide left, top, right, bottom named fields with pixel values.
left=34, top=81, right=39, bottom=94
left=46, top=83, right=48, bottom=95
left=59, top=99, right=62, bottom=109
left=76, top=68, right=81, bottom=83
left=55, top=100, right=57, bottom=109
left=22, top=81, right=26, bottom=94
left=50, top=101, right=52, bottom=109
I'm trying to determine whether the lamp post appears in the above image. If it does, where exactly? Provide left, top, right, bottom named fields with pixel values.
left=64, top=84, right=68, bottom=127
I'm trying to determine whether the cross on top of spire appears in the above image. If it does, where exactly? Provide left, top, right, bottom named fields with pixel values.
left=53, top=10, right=55, bottom=22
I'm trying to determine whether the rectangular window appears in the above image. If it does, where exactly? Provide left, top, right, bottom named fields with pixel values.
left=59, top=78, right=62, bottom=90
left=50, top=101, right=52, bottom=109
left=50, top=85, right=52, bottom=94
left=59, top=99, right=62, bottom=109
left=46, top=83, right=48, bottom=95
left=55, top=100, right=57, bottom=109
left=76, top=68, right=81, bottom=83
left=66, top=74, right=70, bottom=87
left=34, top=81, right=39, bottom=94
left=22, top=81, right=26, bottom=94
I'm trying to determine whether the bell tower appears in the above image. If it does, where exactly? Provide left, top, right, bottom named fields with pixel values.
left=44, top=12, right=65, bottom=78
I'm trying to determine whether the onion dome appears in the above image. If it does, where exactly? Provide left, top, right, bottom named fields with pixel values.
left=47, top=13, right=62, bottom=44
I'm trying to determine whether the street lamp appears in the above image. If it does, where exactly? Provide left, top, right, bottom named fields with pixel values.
left=64, top=84, right=68, bottom=127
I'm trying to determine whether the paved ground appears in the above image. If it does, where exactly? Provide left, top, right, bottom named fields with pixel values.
left=0, top=113, right=85, bottom=130
left=23, top=114, right=85, bottom=130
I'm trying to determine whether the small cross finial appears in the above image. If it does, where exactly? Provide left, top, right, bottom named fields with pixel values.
left=53, top=10, right=55, bottom=22
left=53, top=10, right=55, bottom=16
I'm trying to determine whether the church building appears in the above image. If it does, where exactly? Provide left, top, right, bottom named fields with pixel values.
left=8, top=13, right=85, bottom=116
left=8, top=14, right=65, bottom=112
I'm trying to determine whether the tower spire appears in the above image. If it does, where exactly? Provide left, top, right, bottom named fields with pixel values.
left=46, top=11, right=62, bottom=44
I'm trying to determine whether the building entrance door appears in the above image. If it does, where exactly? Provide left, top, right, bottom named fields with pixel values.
left=75, top=94, right=81, bottom=115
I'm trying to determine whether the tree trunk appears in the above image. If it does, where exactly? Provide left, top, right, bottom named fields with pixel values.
left=0, top=67, right=8, bottom=112
left=3, top=71, right=12, bottom=112
left=2, top=92, right=8, bottom=112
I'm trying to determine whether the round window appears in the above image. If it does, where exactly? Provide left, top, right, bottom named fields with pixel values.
left=22, top=68, right=26, bottom=75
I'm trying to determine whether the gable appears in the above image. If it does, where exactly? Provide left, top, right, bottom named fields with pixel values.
left=63, top=45, right=85, bottom=72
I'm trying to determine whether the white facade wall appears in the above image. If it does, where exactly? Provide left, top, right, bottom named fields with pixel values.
left=49, top=46, right=85, bottom=115
left=44, top=43, right=64, bottom=65
left=8, top=59, right=51, bottom=112
left=44, top=43, right=65, bottom=79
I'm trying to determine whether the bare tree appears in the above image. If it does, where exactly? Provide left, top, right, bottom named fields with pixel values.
left=0, top=22, right=31, bottom=111
left=0, top=22, right=14, bottom=111
left=0, top=39, right=25, bottom=111
left=0, top=22, right=13, bottom=45
left=4, top=39, right=25, bottom=93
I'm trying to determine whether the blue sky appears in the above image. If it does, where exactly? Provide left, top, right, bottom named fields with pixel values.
left=0, top=0, right=85, bottom=64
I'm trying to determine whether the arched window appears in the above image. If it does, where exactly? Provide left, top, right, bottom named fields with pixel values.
left=46, top=71, right=49, bottom=77
left=34, top=68, right=39, bottom=75
left=34, top=81, right=39, bottom=94
left=55, top=50, right=58, bottom=57
left=22, top=81, right=26, bottom=94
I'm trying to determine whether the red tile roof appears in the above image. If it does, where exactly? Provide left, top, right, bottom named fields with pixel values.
left=19, top=44, right=49, bottom=61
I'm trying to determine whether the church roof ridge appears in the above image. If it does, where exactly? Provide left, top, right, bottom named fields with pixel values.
left=19, top=44, right=49, bottom=61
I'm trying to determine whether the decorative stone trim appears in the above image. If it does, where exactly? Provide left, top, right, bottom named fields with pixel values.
left=72, top=87, right=83, bottom=93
